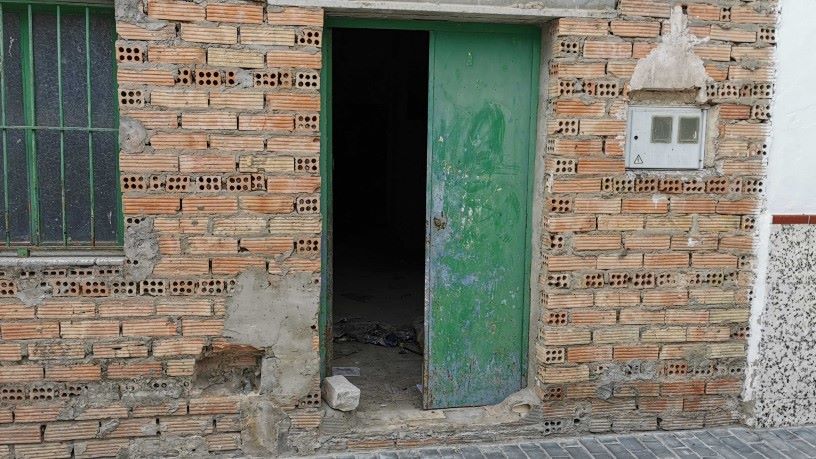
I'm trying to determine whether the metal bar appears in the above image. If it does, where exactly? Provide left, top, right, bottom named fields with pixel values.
left=0, top=4, right=10, bottom=247
left=57, top=4, right=66, bottom=246
left=21, top=4, right=39, bottom=245
left=111, top=14, right=122, bottom=246
left=1, top=0, right=113, bottom=8
left=84, top=7, right=94, bottom=244
left=0, top=125, right=116, bottom=131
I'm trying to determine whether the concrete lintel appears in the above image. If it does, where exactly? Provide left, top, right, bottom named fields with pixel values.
left=270, top=0, right=615, bottom=22
left=0, top=256, right=126, bottom=268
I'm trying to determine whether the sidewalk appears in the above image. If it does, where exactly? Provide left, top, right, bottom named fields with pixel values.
left=315, top=426, right=816, bottom=458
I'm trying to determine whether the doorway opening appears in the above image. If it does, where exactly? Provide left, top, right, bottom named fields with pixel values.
left=330, top=27, right=430, bottom=413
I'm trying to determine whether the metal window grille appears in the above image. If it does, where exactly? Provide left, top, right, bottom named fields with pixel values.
left=0, top=0, right=120, bottom=250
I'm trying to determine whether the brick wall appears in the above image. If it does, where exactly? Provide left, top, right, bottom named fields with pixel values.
left=0, top=1, right=323, bottom=456
left=538, top=0, right=773, bottom=432
left=0, top=0, right=778, bottom=455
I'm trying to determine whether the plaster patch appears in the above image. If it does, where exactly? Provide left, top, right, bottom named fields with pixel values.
left=224, top=270, right=320, bottom=405
left=124, top=217, right=160, bottom=282
left=630, top=6, right=708, bottom=99
left=119, top=117, right=148, bottom=154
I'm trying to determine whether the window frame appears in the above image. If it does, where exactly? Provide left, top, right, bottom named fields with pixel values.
left=0, top=0, right=121, bottom=252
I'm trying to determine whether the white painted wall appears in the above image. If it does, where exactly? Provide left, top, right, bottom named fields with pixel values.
left=766, top=0, right=816, bottom=215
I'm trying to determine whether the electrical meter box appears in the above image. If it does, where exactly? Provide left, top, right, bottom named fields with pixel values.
left=625, top=106, right=707, bottom=170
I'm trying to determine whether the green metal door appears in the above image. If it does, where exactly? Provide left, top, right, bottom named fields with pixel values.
left=424, top=29, right=539, bottom=409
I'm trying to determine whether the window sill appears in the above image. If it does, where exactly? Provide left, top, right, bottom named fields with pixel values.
left=0, top=252, right=125, bottom=268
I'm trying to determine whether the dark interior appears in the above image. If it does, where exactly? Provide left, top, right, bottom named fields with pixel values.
left=330, top=28, right=429, bottom=411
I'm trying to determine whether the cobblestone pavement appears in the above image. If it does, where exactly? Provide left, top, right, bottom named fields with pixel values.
left=317, top=426, right=816, bottom=458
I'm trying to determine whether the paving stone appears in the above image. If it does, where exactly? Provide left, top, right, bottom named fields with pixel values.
left=564, top=445, right=594, bottom=459
left=788, top=427, right=816, bottom=447
left=537, top=441, right=571, bottom=458
left=437, top=447, right=464, bottom=459
left=675, top=436, right=716, bottom=457
left=457, top=446, right=487, bottom=459
left=729, top=428, right=763, bottom=444
left=480, top=447, right=506, bottom=459
left=773, top=429, right=816, bottom=456
left=618, top=437, right=648, bottom=452
left=318, top=426, right=816, bottom=459
left=500, top=444, right=528, bottom=459
left=691, top=432, right=741, bottom=456
left=669, top=448, right=697, bottom=458
left=517, top=442, right=547, bottom=458
left=637, top=435, right=675, bottom=459
left=579, top=438, right=614, bottom=457
left=599, top=442, right=636, bottom=458
left=720, top=435, right=762, bottom=457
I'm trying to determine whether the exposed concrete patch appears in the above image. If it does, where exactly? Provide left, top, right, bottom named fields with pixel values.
left=120, top=117, right=148, bottom=154
left=224, top=270, right=320, bottom=406
left=751, top=225, right=816, bottom=426
left=241, top=398, right=292, bottom=457
left=120, top=379, right=189, bottom=408
left=630, top=6, right=709, bottom=101
left=15, top=280, right=52, bottom=307
left=193, top=344, right=262, bottom=396
left=124, top=218, right=160, bottom=282
left=231, top=69, right=255, bottom=88
left=118, top=436, right=208, bottom=458
left=593, top=361, right=658, bottom=400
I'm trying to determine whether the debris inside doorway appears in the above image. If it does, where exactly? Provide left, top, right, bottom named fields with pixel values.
left=333, top=318, right=421, bottom=353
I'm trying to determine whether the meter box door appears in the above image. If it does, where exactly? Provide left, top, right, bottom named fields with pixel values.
left=625, top=106, right=707, bottom=170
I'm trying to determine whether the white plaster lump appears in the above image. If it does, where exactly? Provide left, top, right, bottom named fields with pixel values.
left=630, top=6, right=709, bottom=98
left=322, top=375, right=361, bottom=411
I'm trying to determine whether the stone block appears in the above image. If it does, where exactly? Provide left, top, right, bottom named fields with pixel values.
left=322, top=375, right=359, bottom=412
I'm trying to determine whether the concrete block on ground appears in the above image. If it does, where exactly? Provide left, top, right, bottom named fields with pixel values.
left=322, top=375, right=360, bottom=411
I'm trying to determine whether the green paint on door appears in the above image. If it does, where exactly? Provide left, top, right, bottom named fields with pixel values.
left=424, top=29, right=539, bottom=409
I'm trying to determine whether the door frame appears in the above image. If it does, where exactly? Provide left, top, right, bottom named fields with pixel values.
left=318, top=18, right=541, bottom=394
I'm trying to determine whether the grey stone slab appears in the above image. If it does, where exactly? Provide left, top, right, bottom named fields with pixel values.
left=479, top=447, right=507, bottom=459
left=675, top=436, right=717, bottom=457
left=618, top=437, right=648, bottom=452
left=456, top=446, right=487, bottom=459
left=639, top=437, right=678, bottom=459
left=537, top=442, right=571, bottom=458
left=690, top=432, right=742, bottom=457
left=658, top=435, right=686, bottom=449
left=748, top=440, right=794, bottom=459
left=579, top=438, right=613, bottom=456
left=631, top=451, right=658, bottom=459
left=563, top=446, right=593, bottom=459
left=772, top=429, right=816, bottom=456
left=788, top=427, right=816, bottom=448
left=600, top=442, right=637, bottom=458
left=720, top=435, right=762, bottom=457
left=437, top=447, right=465, bottom=459
left=729, top=428, right=763, bottom=444
left=669, top=448, right=699, bottom=458
left=756, top=430, right=801, bottom=454
left=500, top=445, right=528, bottom=459
left=517, top=442, right=547, bottom=458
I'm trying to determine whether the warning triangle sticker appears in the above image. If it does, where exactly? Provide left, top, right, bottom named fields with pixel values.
left=634, top=155, right=643, bottom=165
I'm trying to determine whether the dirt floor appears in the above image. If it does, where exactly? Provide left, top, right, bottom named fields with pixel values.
left=330, top=240, right=425, bottom=415
left=331, top=341, right=422, bottom=413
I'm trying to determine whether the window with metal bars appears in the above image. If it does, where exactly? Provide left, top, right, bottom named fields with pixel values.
left=0, top=1, right=120, bottom=251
